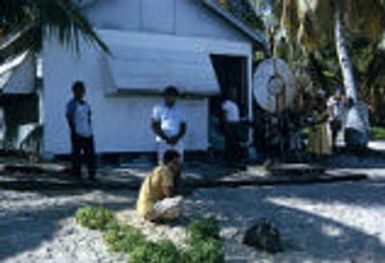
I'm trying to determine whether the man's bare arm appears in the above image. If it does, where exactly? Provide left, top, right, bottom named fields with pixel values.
left=178, top=122, right=187, bottom=140
left=66, top=116, right=75, bottom=133
left=151, top=120, right=169, bottom=141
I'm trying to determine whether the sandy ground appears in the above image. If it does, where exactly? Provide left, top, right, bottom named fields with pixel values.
left=1, top=177, right=385, bottom=263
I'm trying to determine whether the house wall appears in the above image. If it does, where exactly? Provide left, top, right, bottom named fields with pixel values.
left=83, top=0, right=251, bottom=43
left=42, top=0, right=256, bottom=155
left=43, top=33, right=252, bottom=155
left=43, top=37, right=212, bottom=155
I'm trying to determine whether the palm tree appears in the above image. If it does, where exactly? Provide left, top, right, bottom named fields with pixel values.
left=0, top=0, right=108, bottom=62
left=277, top=0, right=385, bottom=148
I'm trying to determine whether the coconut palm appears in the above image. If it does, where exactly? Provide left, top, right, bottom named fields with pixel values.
left=276, top=0, right=385, bottom=148
left=282, top=0, right=384, bottom=97
left=0, top=0, right=108, bottom=62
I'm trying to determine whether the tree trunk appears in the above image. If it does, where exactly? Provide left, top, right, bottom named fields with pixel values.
left=334, top=0, right=370, bottom=149
left=334, top=0, right=357, bottom=101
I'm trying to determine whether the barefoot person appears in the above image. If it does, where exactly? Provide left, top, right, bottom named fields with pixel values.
left=66, top=81, right=96, bottom=180
left=137, top=150, right=183, bottom=221
left=151, top=86, right=187, bottom=190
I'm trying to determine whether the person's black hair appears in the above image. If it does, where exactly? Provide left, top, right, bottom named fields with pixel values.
left=72, top=81, right=85, bottom=92
left=163, top=150, right=181, bottom=164
left=163, top=86, right=179, bottom=96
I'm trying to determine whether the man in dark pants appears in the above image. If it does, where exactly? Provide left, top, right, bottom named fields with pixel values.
left=66, top=81, right=96, bottom=180
left=221, top=92, right=242, bottom=165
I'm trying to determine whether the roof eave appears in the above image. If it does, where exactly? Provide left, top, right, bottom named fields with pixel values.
left=201, top=0, right=266, bottom=51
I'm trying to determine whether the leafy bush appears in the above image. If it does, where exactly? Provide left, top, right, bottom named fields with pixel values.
left=130, top=239, right=183, bottom=263
left=187, top=218, right=220, bottom=242
left=371, top=126, right=385, bottom=140
left=74, top=207, right=225, bottom=263
left=104, top=224, right=146, bottom=253
left=185, top=218, right=224, bottom=263
left=75, top=206, right=115, bottom=230
left=185, top=238, right=225, bottom=263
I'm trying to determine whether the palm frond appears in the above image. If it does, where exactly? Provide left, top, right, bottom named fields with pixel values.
left=281, top=0, right=300, bottom=42
left=37, top=0, right=109, bottom=53
left=346, top=0, right=383, bottom=41
left=0, top=0, right=109, bottom=58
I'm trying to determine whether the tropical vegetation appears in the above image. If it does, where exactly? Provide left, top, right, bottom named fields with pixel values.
left=0, top=0, right=108, bottom=63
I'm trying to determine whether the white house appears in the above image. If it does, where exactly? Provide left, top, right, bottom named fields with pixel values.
left=42, top=0, right=265, bottom=156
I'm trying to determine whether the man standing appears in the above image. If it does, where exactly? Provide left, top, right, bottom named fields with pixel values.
left=66, top=81, right=96, bottom=180
left=221, top=91, right=242, bottom=163
left=327, top=88, right=346, bottom=151
left=151, top=86, right=187, bottom=188
left=137, top=150, right=183, bottom=222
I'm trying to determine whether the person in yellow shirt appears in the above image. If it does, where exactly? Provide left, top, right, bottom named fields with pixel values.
left=137, top=150, right=183, bottom=221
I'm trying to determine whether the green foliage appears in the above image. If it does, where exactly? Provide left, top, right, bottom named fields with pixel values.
left=0, top=0, right=108, bottom=63
left=75, top=206, right=115, bottom=231
left=184, top=238, right=225, bottom=263
left=185, top=218, right=225, bottom=263
left=130, top=240, right=183, bottom=263
left=187, top=218, right=220, bottom=242
left=104, top=224, right=146, bottom=253
left=74, top=207, right=225, bottom=263
left=371, top=126, right=385, bottom=140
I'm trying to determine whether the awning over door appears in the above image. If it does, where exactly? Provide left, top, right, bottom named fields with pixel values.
left=0, top=52, right=35, bottom=94
left=103, top=31, right=220, bottom=96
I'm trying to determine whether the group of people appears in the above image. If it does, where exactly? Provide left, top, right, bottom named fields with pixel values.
left=65, top=80, right=350, bottom=221
left=65, top=82, right=209, bottom=222
left=307, top=88, right=346, bottom=158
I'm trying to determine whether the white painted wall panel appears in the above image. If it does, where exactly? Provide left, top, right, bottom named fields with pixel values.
left=84, top=0, right=142, bottom=30
left=142, top=0, right=175, bottom=33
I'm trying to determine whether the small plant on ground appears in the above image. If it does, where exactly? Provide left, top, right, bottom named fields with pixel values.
left=75, top=206, right=115, bottom=230
left=103, top=224, right=146, bottom=253
left=187, top=217, right=220, bottom=242
left=130, top=239, right=183, bottom=263
left=74, top=207, right=225, bottom=263
left=185, top=218, right=224, bottom=263
left=184, top=238, right=225, bottom=263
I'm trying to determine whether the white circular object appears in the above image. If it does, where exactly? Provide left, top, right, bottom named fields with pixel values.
left=253, top=58, right=296, bottom=113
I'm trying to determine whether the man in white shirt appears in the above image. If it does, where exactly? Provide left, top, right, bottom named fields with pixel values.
left=221, top=92, right=242, bottom=163
left=151, top=86, right=187, bottom=188
left=66, top=81, right=96, bottom=180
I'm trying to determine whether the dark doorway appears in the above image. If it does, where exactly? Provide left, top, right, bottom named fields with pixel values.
left=210, top=55, right=248, bottom=117
left=208, top=55, right=248, bottom=154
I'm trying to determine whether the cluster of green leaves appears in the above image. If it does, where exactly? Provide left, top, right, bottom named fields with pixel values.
left=371, top=126, right=385, bottom=140
left=130, top=240, right=183, bottom=263
left=187, top=217, right=221, bottom=242
left=185, top=238, right=224, bottom=263
left=75, top=206, right=115, bottom=230
left=75, top=207, right=225, bottom=263
left=103, top=222, right=146, bottom=253
left=185, top=218, right=225, bottom=263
